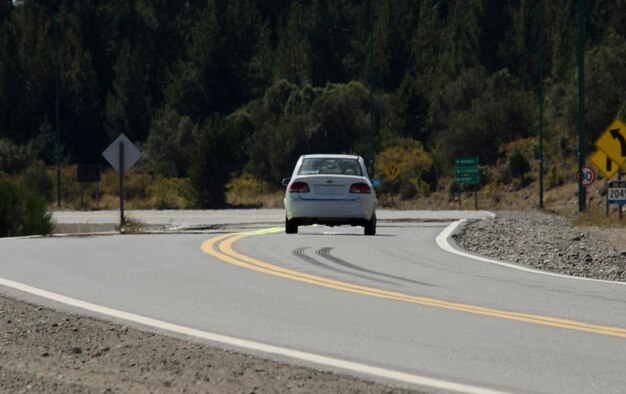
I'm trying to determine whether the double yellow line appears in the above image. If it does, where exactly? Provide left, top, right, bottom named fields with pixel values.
left=201, top=230, right=626, bottom=339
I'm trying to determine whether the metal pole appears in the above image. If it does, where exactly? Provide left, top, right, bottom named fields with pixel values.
left=538, top=0, right=544, bottom=209
left=96, top=164, right=100, bottom=210
left=368, top=0, right=375, bottom=177
left=606, top=184, right=609, bottom=217
left=119, top=141, right=125, bottom=228
left=474, top=184, right=478, bottom=210
left=577, top=0, right=586, bottom=211
left=54, top=20, right=61, bottom=207
left=617, top=167, right=624, bottom=221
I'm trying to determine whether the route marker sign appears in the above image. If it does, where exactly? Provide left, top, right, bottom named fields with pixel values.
left=594, top=118, right=626, bottom=165
left=455, top=157, right=479, bottom=185
left=590, top=149, right=618, bottom=179
left=384, top=162, right=400, bottom=180
left=608, top=180, right=626, bottom=205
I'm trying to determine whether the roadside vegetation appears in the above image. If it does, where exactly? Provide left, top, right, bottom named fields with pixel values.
left=0, top=1, right=625, bottom=229
left=0, top=178, right=54, bottom=237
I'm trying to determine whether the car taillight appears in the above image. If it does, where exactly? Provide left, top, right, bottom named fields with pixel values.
left=288, top=182, right=310, bottom=193
left=349, top=183, right=371, bottom=194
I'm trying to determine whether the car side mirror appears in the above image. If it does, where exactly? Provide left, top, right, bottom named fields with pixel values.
left=281, top=177, right=291, bottom=187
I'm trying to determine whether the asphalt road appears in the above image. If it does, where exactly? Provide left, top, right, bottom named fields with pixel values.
left=2, top=210, right=626, bottom=393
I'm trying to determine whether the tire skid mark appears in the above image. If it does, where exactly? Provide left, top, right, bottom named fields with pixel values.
left=292, top=247, right=397, bottom=285
left=316, top=247, right=433, bottom=287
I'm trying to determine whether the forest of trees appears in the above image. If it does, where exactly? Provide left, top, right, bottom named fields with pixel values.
left=0, top=0, right=625, bottom=207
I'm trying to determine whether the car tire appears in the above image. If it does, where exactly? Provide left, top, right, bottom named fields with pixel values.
left=364, top=213, right=376, bottom=236
left=285, top=217, right=298, bottom=234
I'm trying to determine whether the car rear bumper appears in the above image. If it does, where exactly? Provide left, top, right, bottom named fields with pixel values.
left=284, top=197, right=376, bottom=222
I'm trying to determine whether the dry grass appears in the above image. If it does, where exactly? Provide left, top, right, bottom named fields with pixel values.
left=377, top=171, right=626, bottom=231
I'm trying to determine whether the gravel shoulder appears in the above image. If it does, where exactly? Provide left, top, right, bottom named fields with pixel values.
left=455, top=211, right=626, bottom=282
left=0, top=295, right=415, bottom=393
left=2, top=211, right=626, bottom=393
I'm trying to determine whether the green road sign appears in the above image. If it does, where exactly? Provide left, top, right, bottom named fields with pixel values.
left=455, top=157, right=479, bottom=185
left=455, top=167, right=479, bottom=175
left=456, top=174, right=479, bottom=184
left=455, top=157, right=479, bottom=166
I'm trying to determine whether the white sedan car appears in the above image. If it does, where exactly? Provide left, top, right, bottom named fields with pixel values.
left=282, top=154, right=377, bottom=235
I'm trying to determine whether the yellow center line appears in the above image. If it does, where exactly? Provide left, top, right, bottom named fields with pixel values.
left=201, top=231, right=626, bottom=339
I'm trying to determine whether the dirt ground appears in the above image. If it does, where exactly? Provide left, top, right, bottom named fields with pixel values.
left=0, top=294, right=417, bottom=393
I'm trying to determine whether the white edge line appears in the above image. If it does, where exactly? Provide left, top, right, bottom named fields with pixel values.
left=0, top=276, right=507, bottom=394
left=436, top=219, right=626, bottom=286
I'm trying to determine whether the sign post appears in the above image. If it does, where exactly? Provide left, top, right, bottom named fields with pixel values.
left=77, top=164, right=101, bottom=209
left=102, top=133, right=141, bottom=230
left=384, top=162, right=400, bottom=204
left=455, top=157, right=480, bottom=209
left=592, top=118, right=626, bottom=219
left=608, top=179, right=626, bottom=220
left=119, top=141, right=125, bottom=225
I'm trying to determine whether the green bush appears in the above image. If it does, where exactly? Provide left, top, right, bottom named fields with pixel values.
left=144, top=108, right=201, bottom=177
left=507, top=148, right=530, bottom=181
left=20, top=161, right=53, bottom=201
left=245, top=81, right=373, bottom=185
left=190, top=115, right=244, bottom=208
left=431, top=68, right=537, bottom=165
left=147, top=176, right=194, bottom=209
left=374, top=139, right=437, bottom=196
left=0, top=138, right=33, bottom=174
left=0, top=179, right=55, bottom=237
left=547, top=165, right=565, bottom=189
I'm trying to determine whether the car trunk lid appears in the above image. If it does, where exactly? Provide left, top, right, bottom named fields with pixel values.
left=295, top=176, right=365, bottom=200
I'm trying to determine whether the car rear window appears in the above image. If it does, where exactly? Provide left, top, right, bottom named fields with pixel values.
left=298, top=158, right=362, bottom=176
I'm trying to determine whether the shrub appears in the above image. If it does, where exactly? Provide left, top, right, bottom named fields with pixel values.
left=147, top=176, right=194, bottom=209
left=226, top=173, right=273, bottom=207
left=0, top=179, right=54, bottom=237
left=20, top=161, right=53, bottom=201
left=547, top=165, right=565, bottom=189
left=28, top=122, right=56, bottom=164
left=431, top=68, right=537, bottom=165
left=190, top=115, right=244, bottom=208
left=0, top=138, right=33, bottom=174
left=374, top=139, right=437, bottom=196
left=123, top=171, right=151, bottom=200
left=144, top=109, right=201, bottom=177
left=264, top=79, right=296, bottom=115
left=100, top=168, right=150, bottom=199
left=245, top=81, right=373, bottom=185
left=507, top=148, right=530, bottom=181
left=399, top=180, right=418, bottom=199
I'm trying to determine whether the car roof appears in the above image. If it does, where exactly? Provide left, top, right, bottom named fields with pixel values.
left=301, top=154, right=361, bottom=160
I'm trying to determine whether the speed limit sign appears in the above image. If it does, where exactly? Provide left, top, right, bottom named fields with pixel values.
left=576, top=166, right=596, bottom=188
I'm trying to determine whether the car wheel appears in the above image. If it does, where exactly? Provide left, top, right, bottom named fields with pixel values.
left=364, top=213, right=376, bottom=236
left=285, top=217, right=298, bottom=234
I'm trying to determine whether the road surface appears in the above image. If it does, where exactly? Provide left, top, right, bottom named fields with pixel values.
left=2, top=210, right=625, bottom=393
